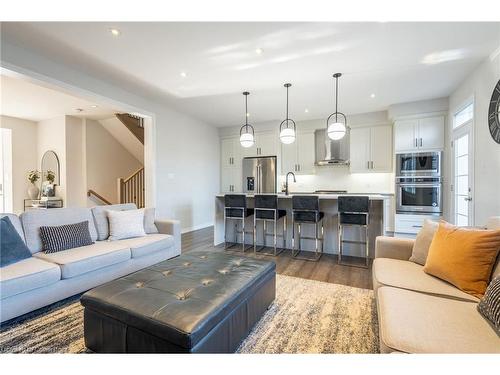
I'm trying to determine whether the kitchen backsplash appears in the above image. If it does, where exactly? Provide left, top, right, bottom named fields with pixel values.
left=278, top=165, right=394, bottom=194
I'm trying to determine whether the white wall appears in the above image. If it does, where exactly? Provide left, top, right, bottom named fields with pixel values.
left=1, top=39, right=220, bottom=232
left=219, top=111, right=395, bottom=194
left=0, top=115, right=38, bottom=213
left=85, top=119, right=143, bottom=206
left=448, top=52, right=500, bottom=226
left=65, top=116, right=87, bottom=207
left=37, top=116, right=66, bottom=202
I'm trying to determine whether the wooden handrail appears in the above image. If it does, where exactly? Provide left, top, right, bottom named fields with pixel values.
left=117, top=168, right=145, bottom=208
left=87, top=189, right=112, bottom=205
left=123, top=167, right=144, bottom=183
left=115, top=113, right=144, bottom=144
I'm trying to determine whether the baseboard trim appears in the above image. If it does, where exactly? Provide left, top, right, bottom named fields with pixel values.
left=181, top=222, right=213, bottom=234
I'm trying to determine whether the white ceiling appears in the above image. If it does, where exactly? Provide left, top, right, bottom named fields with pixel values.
left=2, top=22, right=500, bottom=127
left=0, top=74, right=118, bottom=122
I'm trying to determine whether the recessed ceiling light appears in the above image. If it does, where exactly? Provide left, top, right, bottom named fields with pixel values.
left=75, top=108, right=84, bottom=112
left=180, top=71, right=187, bottom=78
left=255, top=48, right=263, bottom=55
left=90, top=105, right=98, bottom=108
left=304, top=108, right=309, bottom=113
left=370, top=93, right=376, bottom=98
left=110, top=28, right=121, bottom=36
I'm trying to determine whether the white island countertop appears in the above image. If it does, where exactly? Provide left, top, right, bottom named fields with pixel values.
left=215, top=193, right=392, bottom=200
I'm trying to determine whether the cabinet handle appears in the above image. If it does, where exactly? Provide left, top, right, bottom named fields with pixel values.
left=415, top=138, right=418, bottom=147
left=367, top=161, right=370, bottom=169
left=371, top=161, right=374, bottom=169
left=419, top=138, right=423, bottom=147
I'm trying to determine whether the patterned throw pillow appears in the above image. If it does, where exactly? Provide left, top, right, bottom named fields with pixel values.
left=478, top=276, right=500, bottom=336
left=40, top=221, right=94, bottom=253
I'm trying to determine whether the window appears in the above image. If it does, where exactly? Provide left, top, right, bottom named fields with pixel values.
left=453, top=102, right=473, bottom=129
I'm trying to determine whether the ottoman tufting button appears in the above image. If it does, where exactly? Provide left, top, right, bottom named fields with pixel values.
left=201, top=279, right=212, bottom=286
left=183, top=262, right=191, bottom=267
left=218, top=269, right=229, bottom=275
left=135, top=282, right=144, bottom=288
left=199, top=255, right=207, bottom=259
left=162, top=270, right=172, bottom=276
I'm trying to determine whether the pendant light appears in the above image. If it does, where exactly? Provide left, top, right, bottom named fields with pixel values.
left=239, top=91, right=255, bottom=148
left=279, top=83, right=296, bottom=144
left=326, top=73, right=347, bottom=140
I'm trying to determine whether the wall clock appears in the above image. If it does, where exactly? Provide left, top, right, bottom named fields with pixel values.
left=489, top=79, right=500, bottom=144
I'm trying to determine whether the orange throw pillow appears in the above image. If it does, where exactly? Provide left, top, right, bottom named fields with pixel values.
left=423, top=221, right=500, bottom=298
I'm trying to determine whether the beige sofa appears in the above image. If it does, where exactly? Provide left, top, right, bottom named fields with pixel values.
left=0, top=204, right=181, bottom=323
left=373, top=218, right=500, bottom=353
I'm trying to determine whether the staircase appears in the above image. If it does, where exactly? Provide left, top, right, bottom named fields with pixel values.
left=117, top=167, right=145, bottom=208
left=115, top=113, right=144, bottom=144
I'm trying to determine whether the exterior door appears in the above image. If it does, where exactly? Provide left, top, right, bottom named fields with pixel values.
left=452, top=125, right=474, bottom=226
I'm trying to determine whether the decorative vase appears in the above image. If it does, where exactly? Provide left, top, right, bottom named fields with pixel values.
left=27, top=183, right=39, bottom=199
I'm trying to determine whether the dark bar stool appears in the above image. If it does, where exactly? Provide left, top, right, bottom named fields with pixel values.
left=224, top=194, right=254, bottom=252
left=253, top=194, right=287, bottom=256
left=338, top=196, right=370, bottom=268
left=291, top=196, right=324, bottom=261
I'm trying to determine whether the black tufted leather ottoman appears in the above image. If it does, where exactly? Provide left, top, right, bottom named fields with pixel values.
left=80, top=250, right=276, bottom=353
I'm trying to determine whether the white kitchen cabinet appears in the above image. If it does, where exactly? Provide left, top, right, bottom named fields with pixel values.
left=349, top=127, right=371, bottom=172
left=280, top=131, right=315, bottom=175
left=394, top=116, right=444, bottom=152
left=350, top=125, right=392, bottom=173
left=256, top=132, right=277, bottom=156
left=371, top=125, right=393, bottom=171
left=220, top=137, right=241, bottom=168
left=418, top=116, right=445, bottom=150
left=220, top=167, right=241, bottom=193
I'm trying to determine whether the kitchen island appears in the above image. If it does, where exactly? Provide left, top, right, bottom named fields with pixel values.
left=214, top=193, right=392, bottom=258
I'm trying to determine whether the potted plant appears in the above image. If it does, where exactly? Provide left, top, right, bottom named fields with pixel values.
left=27, top=170, right=41, bottom=199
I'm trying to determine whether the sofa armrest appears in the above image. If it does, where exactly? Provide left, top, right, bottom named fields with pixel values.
left=375, top=236, right=414, bottom=261
left=155, top=219, right=181, bottom=252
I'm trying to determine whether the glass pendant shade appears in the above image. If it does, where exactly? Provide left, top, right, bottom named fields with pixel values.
left=327, top=121, right=346, bottom=140
left=280, top=127, right=296, bottom=144
left=239, top=91, right=255, bottom=148
left=239, top=131, right=254, bottom=148
left=326, top=73, right=348, bottom=141
left=279, top=83, right=296, bottom=145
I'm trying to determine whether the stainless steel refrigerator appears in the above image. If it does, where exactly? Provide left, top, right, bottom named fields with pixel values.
left=242, top=156, right=277, bottom=194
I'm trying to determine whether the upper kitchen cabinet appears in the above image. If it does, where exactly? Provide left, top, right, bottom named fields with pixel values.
left=280, top=131, right=315, bottom=175
left=394, top=115, right=444, bottom=152
left=350, top=125, right=393, bottom=173
left=240, top=131, right=277, bottom=158
left=221, top=137, right=241, bottom=168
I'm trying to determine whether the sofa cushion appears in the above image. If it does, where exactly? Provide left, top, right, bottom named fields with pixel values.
left=373, top=258, right=479, bottom=302
left=423, top=222, right=500, bottom=298
left=0, top=257, right=61, bottom=299
left=1, top=214, right=25, bottom=242
left=91, top=203, right=137, bottom=241
left=409, top=219, right=438, bottom=265
left=1, top=216, right=32, bottom=267
left=117, top=233, right=174, bottom=258
left=377, top=287, right=500, bottom=353
left=21, top=208, right=98, bottom=254
left=34, top=241, right=131, bottom=279
left=107, top=209, right=146, bottom=241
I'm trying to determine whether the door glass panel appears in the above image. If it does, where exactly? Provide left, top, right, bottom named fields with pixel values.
left=454, top=131, right=471, bottom=226
left=453, top=103, right=473, bottom=129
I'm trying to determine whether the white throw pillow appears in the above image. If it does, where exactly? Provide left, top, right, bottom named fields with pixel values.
left=143, top=207, right=159, bottom=234
left=107, top=209, right=146, bottom=241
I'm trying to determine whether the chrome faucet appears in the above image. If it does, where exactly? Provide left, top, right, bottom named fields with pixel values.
left=285, top=172, right=296, bottom=196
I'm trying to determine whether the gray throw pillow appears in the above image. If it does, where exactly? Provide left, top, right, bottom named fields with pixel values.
left=477, top=276, right=500, bottom=336
left=1, top=216, right=32, bottom=267
left=144, top=207, right=158, bottom=234
left=409, top=219, right=439, bottom=265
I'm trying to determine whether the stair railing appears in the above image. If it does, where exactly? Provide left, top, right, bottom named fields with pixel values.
left=117, top=167, right=145, bottom=208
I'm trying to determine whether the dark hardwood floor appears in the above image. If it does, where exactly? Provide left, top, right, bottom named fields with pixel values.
left=182, top=226, right=373, bottom=290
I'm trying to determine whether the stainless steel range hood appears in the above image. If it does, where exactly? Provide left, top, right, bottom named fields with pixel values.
left=314, top=128, right=350, bottom=165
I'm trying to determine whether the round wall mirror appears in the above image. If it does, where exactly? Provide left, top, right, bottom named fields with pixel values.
left=41, top=150, right=60, bottom=186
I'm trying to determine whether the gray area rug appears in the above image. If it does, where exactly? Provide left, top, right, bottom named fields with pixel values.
left=0, top=275, right=379, bottom=353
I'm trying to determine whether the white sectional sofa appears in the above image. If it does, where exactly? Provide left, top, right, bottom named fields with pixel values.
left=0, top=204, right=181, bottom=323
left=372, top=217, right=500, bottom=353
